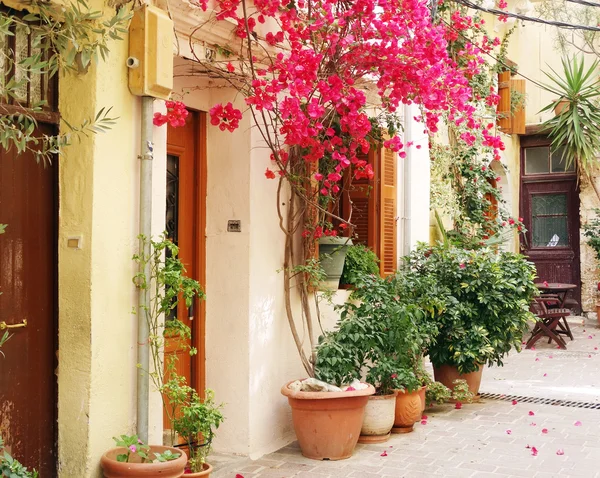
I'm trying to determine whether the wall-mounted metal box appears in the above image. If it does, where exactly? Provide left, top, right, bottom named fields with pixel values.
left=128, top=5, right=173, bottom=99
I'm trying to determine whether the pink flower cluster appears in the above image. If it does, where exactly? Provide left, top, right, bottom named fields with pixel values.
left=209, top=102, right=243, bottom=132
left=153, top=101, right=188, bottom=128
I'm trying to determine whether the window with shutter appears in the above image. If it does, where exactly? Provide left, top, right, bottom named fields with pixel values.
left=379, top=145, right=397, bottom=276
left=497, top=70, right=512, bottom=133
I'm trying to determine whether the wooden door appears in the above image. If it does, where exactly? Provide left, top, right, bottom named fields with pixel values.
left=164, top=110, right=207, bottom=429
left=0, top=123, right=57, bottom=476
left=520, top=137, right=581, bottom=306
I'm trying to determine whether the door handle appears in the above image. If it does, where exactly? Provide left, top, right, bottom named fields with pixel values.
left=0, top=319, right=27, bottom=330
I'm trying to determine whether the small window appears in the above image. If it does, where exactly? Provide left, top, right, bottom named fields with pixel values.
left=531, top=193, right=569, bottom=247
left=525, top=147, right=549, bottom=174
left=525, top=146, right=575, bottom=175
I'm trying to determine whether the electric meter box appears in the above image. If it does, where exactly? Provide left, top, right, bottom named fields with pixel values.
left=128, top=5, right=173, bottom=99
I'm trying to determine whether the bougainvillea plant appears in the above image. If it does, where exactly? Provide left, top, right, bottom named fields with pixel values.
left=158, top=0, right=514, bottom=376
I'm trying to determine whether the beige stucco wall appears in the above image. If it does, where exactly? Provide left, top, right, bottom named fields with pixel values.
left=56, top=2, right=165, bottom=474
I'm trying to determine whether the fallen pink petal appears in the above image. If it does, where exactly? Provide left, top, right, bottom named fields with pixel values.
left=574, top=421, right=582, bottom=426
left=542, top=428, right=548, bottom=434
left=556, top=449, right=565, bottom=456
left=512, top=400, right=518, bottom=405
left=380, top=451, right=388, bottom=457
left=535, top=358, right=540, bottom=361
left=455, top=402, right=463, bottom=409
left=422, top=415, right=428, bottom=420
left=420, top=420, right=427, bottom=425
left=506, top=429, right=512, bottom=434
left=531, top=447, right=538, bottom=456
left=530, top=422, right=537, bottom=426
left=528, top=411, right=535, bottom=416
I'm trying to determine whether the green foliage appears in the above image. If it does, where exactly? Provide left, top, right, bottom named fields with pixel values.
left=425, top=381, right=451, bottom=406
left=539, top=55, right=600, bottom=177
left=407, top=244, right=537, bottom=374
left=451, top=379, right=475, bottom=403
left=112, top=435, right=180, bottom=464
left=583, top=208, right=600, bottom=263
left=0, top=225, right=6, bottom=235
left=314, top=271, right=441, bottom=395
left=170, top=389, right=224, bottom=472
left=0, top=436, right=38, bottom=478
left=340, top=245, right=379, bottom=286
left=0, top=0, right=131, bottom=163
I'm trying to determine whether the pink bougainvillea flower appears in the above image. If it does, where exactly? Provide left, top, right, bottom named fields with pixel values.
left=236, top=475, right=245, bottom=478
left=380, top=450, right=388, bottom=457
left=556, top=449, right=565, bottom=455
left=227, top=62, right=235, bottom=72
left=531, top=447, right=538, bottom=456
left=459, top=263, right=466, bottom=269
left=422, top=415, right=428, bottom=420
left=455, top=402, right=463, bottom=409
left=511, top=400, right=518, bottom=405
left=391, top=373, right=398, bottom=379
left=543, top=373, right=547, bottom=377
left=506, top=429, right=512, bottom=434
left=548, top=355, right=553, bottom=359
left=420, top=419, right=427, bottom=425
left=265, top=168, right=276, bottom=179
left=542, top=428, right=548, bottom=434
left=589, top=335, right=593, bottom=339
left=528, top=411, right=535, bottom=416
left=535, top=358, right=540, bottom=362
left=346, top=386, right=356, bottom=392
left=530, top=423, right=536, bottom=427
left=574, top=421, right=582, bottom=426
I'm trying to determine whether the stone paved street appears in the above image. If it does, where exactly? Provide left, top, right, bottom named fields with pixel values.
left=211, top=319, right=600, bottom=478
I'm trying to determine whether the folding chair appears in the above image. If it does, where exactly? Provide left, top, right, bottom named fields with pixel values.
left=526, top=297, right=571, bottom=350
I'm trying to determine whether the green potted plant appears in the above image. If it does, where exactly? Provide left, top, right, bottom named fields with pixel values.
left=407, top=245, right=537, bottom=397
left=425, top=381, right=452, bottom=408
left=171, top=389, right=224, bottom=477
left=339, top=244, right=379, bottom=288
left=100, top=435, right=186, bottom=478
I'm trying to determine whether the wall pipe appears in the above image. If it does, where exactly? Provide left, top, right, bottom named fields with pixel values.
left=137, top=95, right=154, bottom=442
left=402, top=103, right=412, bottom=256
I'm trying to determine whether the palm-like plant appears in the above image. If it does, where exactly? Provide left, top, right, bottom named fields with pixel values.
left=540, top=55, right=600, bottom=177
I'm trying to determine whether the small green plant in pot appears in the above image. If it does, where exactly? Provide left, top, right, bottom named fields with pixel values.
left=406, top=244, right=537, bottom=397
left=171, top=388, right=224, bottom=476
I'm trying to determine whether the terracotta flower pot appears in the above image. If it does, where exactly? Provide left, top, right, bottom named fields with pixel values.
left=554, top=98, right=570, bottom=116
left=358, top=392, right=397, bottom=444
left=417, top=386, right=427, bottom=412
left=281, top=380, right=375, bottom=460
left=433, top=364, right=483, bottom=397
left=391, top=387, right=423, bottom=434
left=185, top=463, right=213, bottom=477
left=100, top=446, right=187, bottom=478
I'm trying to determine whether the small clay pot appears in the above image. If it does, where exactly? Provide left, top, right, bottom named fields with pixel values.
left=433, top=364, right=483, bottom=397
left=185, top=462, right=213, bottom=477
left=100, top=446, right=187, bottom=478
left=391, top=387, right=424, bottom=434
left=554, top=98, right=570, bottom=116
left=358, top=392, right=397, bottom=443
left=417, top=386, right=427, bottom=412
left=281, top=380, right=375, bottom=460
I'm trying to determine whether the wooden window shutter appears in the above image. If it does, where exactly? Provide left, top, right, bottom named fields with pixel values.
left=378, top=145, right=397, bottom=277
left=497, top=70, right=512, bottom=133
left=341, top=151, right=378, bottom=248
left=510, top=79, right=526, bottom=135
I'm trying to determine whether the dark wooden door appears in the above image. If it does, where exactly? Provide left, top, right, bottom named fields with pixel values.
left=520, top=137, right=581, bottom=306
left=0, top=124, right=57, bottom=475
left=164, top=110, right=207, bottom=430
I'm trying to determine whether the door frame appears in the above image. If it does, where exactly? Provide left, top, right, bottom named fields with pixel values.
left=166, top=110, right=207, bottom=395
left=519, top=134, right=581, bottom=305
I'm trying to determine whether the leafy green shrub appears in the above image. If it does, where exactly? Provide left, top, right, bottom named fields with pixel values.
left=407, top=245, right=537, bottom=374
left=425, top=381, right=451, bottom=406
left=314, top=271, right=441, bottom=395
left=340, top=245, right=379, bottom=286
left=451, top=379, right=475, bottom=403
left=0, top=436, right=38, bottom=478
left=583, top=209, right=600, bottom=263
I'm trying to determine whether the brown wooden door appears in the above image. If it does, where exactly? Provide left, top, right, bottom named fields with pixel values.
left=520, top=137, right=581, bottom=306
left=164, top=110, right=207, bottom=430
left=0, top=123, right=57, bottom=476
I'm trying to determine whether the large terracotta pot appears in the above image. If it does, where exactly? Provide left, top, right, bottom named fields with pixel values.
left=100, top=446, right=187, bottom=478
left=185, top=463, right=213, bottom=477
left=391, top=387, right=423, bottom=434
left=358, top=392, right=397, bottom=444
left=281, top=380, right=375, bottom=460
left=417, top=386, right=427, bottom=412
left=433, top=364, right=483, bottom=397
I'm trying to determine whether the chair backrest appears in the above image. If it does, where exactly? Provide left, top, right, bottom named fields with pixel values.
left=530, top=298, right=548, bottom=317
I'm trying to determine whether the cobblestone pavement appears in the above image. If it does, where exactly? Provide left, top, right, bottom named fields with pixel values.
left=211, top=319, right=600, bottom=478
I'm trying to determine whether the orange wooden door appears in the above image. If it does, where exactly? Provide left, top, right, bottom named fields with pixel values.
left=164, top=110, right=207, bottom=429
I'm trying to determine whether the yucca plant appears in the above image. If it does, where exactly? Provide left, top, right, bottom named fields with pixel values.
left=539, top=56, right=600, bottom=177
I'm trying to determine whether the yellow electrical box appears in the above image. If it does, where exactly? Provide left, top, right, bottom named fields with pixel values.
left=128, top=5, right=173, bottom=99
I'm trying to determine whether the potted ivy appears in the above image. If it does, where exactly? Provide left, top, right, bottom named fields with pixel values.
left=171, top=389, right=224, bottom=477
left=339, top=244, right=379, bottom=289
left=407, top=245, right=537, bottom=396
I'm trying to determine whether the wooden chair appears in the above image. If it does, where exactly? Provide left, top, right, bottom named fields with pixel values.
left=526, top=297, right=572, bottom=350
left=538, top=293, right=574, bottom=342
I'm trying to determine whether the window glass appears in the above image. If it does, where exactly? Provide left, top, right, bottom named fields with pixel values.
left=525, top=147, right=550, bottom=174
left=532, top=193, right=569, bottom=247
left=551, top=146, right=575, bottom=173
